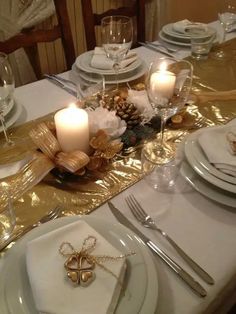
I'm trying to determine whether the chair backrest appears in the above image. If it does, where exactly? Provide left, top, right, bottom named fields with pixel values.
left=81, top=0, right=146, bottom=51
left=0, top=0, right=75, bottom=79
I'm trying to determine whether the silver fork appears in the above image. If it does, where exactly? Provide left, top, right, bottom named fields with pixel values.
left=126, top=195, right=214, bottom=285
left=0, top=205, right=63, bottom=252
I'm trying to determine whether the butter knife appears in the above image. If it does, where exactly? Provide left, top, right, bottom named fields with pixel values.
left=138, top=41, right=177, bottom=59
left=44, top=74, right=77, bottom=97
left=108, top=201, right=207, bottom=297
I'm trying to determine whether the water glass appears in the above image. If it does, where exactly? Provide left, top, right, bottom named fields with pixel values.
left=0, top=52, right=15, bottom=145
left=141, top=149, right=182, bottom=192
left=188, top=26, right=215, bottom=60
left=0, top=183, right=16, bottom=242
left=72, top=68, right=105, bottom=101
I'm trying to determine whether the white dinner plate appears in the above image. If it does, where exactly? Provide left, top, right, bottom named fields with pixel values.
left=0, top=216, right=158, bottom=314
left=75, top=50, right=142, bottom=75
left=71, top=61, right=148, bottom=85
left=185, top=127, right=236, bottom=185
left=159, top=31, right=191, bottom=47
left=162, top=23, right=192, bottom=40
left=181, top=160, right=236, bottom=208
left=185, top=130, right=236, bottom=193
left=0, top=102, right=22, bottom=133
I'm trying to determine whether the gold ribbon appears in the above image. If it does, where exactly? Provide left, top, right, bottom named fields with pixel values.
left=59, top=236, right=135, bottom=287
left=29, top=122, right=90, bottom=173
left=0, top=123, right=123, bottom=211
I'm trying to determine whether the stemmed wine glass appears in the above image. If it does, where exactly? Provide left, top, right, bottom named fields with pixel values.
left=214, top=0, right=236, bottom=59
left=101, top=16, right=133, bottom=90
left=0, top=52, right=15, bottom=146
left=72, top=68, right=105, bottom=108
left=142, top=57, right=193, bottom=165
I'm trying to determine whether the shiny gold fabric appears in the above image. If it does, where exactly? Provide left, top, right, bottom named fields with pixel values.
left=0, top=39, right=236, bottom=233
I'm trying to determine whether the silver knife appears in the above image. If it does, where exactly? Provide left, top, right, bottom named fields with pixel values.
left=138, top=41, right=177, bottom=59
left=44, top=74, right=77, bottom=97
left=108, top=201, right=207, bottom=297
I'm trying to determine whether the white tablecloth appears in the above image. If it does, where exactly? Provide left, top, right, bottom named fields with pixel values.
left=2, top=21, right=236, bottom=314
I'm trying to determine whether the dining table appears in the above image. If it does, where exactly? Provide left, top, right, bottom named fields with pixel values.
left=0, top=21, right=236, bottom=314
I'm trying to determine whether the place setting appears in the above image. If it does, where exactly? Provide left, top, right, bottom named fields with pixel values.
left=72, top=16, right=147, bottom=86
left=181, top=118, right=236, bottom=207
left=159, top=20, right=217, bottom=48
left=0, top=214, right=159, bottom=314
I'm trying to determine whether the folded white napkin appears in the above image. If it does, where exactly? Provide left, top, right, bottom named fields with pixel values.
left=127, top=89, right=154, bottom=123
left=26, top=220, right=126, bottom=314
left=90, top=47, right=137, bottom=70
left=198, top=119, right=236, bottom=177
left=172, top=19, right=193, bottom=34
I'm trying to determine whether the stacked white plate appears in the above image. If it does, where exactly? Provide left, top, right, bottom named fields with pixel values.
left=72, top=50, right=147, bottom=85
left=159, top=23, right=216, bottom=47
left=0, top=216, right=159, bottom=313
left=0, top=99, right=22, bottom=133
left=181, top=127, right=236, bottom=208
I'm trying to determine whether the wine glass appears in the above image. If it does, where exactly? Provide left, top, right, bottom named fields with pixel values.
left=71, top=68, right=105, bottom=108
left=214, top=0, right=236, bottom=59
left=142, top=57, right=193, bottom=165
left=0, top=52, right=15, bottom=146
left=101, top=15, right=133, bottom=90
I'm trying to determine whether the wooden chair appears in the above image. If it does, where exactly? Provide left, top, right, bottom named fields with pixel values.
left=81, top=0, right=146, bottom=51
left=0, top=0, right=75, bottom=79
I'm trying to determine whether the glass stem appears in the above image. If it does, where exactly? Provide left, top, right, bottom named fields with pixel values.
left=0, top=114, right=12, bottom=145
left=113, top=63, right=120, bottom=91
left=159, top=116, right=166, bottom=147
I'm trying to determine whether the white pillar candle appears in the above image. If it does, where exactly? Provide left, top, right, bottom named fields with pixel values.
left=54, top=105, right=89, bottom=153
left=150, top=62, right=176, bottom=99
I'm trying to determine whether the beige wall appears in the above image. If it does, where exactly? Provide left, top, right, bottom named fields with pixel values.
left=164, top=0, right=219, bottom=25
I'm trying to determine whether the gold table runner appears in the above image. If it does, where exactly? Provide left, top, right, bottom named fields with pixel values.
left=1, top=39, right=236, bottom=230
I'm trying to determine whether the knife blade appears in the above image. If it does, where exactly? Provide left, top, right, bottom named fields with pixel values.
left=108, top=201, right=207, bottom=297
left=138, top=41, right=177, bottom=59
left=44, top=74, right=77, bottom=97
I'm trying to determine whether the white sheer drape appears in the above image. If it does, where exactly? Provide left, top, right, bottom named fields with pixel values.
left=145, top=0, right=163, bottom=41
left=0, top=0, right=55, bottom=86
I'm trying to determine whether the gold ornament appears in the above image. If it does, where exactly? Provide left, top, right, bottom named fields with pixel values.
left=59, top=236, right=135, bottom=287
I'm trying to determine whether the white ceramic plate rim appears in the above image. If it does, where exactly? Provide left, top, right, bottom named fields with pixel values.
left=71, top=62, right=148, bottom=85
left=0, top=216, right=158, bottom=314
left=185, top=130, right=236, bottom=193
left=162, top=23, right=216, bottom=40
left=181, top=160, right=236, bottom=208
left=159, top=31, right=191, bottom=47
left=0, top=102, right=22, bottom=133
left=162, top=23, right=192, bottom=39
left=75, top=50, right=142, bottom=75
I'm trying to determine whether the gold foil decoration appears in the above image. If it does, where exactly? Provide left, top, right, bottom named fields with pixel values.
left=0, top=38, right=236, bottom=238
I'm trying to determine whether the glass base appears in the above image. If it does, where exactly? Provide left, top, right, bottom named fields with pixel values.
left=142, top=141, right=175, bottom=165
left=210, top=50, right=231, bottom=61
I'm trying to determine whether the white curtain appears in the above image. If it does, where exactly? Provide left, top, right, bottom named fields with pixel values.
left=145, top=0, right=165, bottom=41
left=0, top=0, right=55, bottom=86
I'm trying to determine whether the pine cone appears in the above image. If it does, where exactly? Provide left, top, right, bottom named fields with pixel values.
left=115, top=100, right=141, bottom=129
left=99, top=94, right=142, bottom=129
